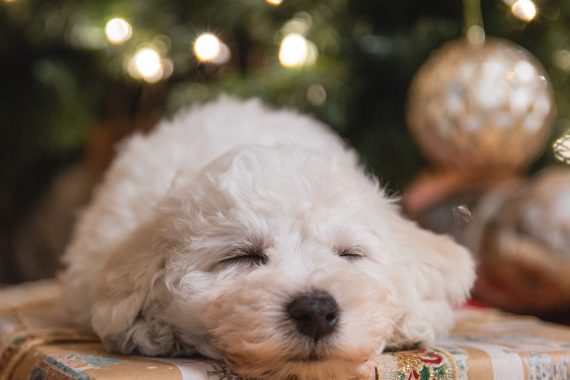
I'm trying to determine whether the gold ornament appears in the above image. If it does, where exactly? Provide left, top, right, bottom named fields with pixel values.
left=466, top=169, right=570, bottom=313
left=407, top=38, right=555, bottom=171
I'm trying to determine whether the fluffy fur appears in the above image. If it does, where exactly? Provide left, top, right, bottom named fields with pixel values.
left=61, top=97, right=475, bottom=379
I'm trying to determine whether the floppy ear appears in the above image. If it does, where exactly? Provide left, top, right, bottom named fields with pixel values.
left=384, top=215, right=475, bottom=348
left=90, top=221, right=177, bottom=356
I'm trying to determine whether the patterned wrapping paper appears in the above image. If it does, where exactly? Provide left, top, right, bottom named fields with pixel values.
left=1, top=281, right=570, bottom=380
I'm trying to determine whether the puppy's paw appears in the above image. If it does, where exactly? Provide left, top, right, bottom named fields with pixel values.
left=351, top=359, right=379, bottom=380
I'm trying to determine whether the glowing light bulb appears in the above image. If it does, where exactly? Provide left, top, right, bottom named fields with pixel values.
left=511, top=0, right=537, bottom=22
left=105, top=18, right=132, bottom=45
left=279, top=33, right=308, bottom=67
left=266, top=0, right=283, bottom=5
left=129, top=48, right=163, bottom=83
left=194, top=33, right=221, bottom=62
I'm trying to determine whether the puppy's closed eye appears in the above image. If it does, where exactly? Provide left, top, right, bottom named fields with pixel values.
left=334, top=246, right=364, bottom=261
left=219, top=245, right=269, bottom=268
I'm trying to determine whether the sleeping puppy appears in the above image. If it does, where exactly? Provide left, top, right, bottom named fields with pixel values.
left=61, top=97, right=474, bottom=379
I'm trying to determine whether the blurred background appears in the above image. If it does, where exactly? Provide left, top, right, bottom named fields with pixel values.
left=0, top=0, right=569, bottom=320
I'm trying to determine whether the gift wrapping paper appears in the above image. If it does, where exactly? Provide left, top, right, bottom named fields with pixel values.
left=1, top=281, right=569, bottom=380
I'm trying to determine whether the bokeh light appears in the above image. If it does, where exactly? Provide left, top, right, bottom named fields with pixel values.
left=210, top=43, right=231, bottom=64
left=511, top=0, right=537, bottom=22
left=279, top=33, right=316, bottom=67
left=194, top=33, right=221, bottom=62
left=105, top=18, right=132, bottom=45
left=553, top=50, right=570, bottom=71
left=282, top=13, right=312, bottom=36
left=128, top=47, right=164, bottom=83
left=266, top=0, right=283, bottom=5
left=306, top=84, right=327, bottom=106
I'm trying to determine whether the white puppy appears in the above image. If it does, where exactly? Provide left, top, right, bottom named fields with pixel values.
left=61, top=97, right=474, bottom=379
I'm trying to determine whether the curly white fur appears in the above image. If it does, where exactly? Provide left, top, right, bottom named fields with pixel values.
left=61, top=97, right=475, bottom=379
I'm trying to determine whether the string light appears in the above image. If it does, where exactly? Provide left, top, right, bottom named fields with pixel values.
left=194, top=33, right=221, bottom=62
left=279, top=33, right=317, bottom=68
left=511, top=0, right=537, bottom=22
left=105, top=18, right=132, bottom=45
left=128, top=47, right=164, bottom=83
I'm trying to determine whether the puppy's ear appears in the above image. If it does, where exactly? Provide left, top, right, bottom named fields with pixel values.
left=384, top=214, right=475, bottom=348
left=90, top=221, right=177, bottom=356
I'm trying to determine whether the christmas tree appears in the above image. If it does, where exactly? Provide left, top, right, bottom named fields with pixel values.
left=0, top=0, right=569, bottom=283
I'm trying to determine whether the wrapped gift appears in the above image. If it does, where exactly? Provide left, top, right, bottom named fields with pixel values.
left=1, top=281, right=570, bottom=380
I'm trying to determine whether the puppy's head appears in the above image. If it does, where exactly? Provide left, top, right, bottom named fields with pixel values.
left=91, top=145, right=474, bottom=379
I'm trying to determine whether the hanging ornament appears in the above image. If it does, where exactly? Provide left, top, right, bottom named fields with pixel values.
left=407, top=38, right=555, bottom=171
left=465, top=169, right=570, bottom=313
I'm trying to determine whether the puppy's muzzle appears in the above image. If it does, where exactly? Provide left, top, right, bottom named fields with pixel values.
left=286, top=291, right=339, bottom=342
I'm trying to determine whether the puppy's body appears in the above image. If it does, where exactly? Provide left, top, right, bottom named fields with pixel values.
left=62, top=98, right=474, bottom=379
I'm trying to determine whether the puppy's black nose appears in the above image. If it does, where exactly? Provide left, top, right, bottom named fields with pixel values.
left=286, top=291, right=339, bottom=341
